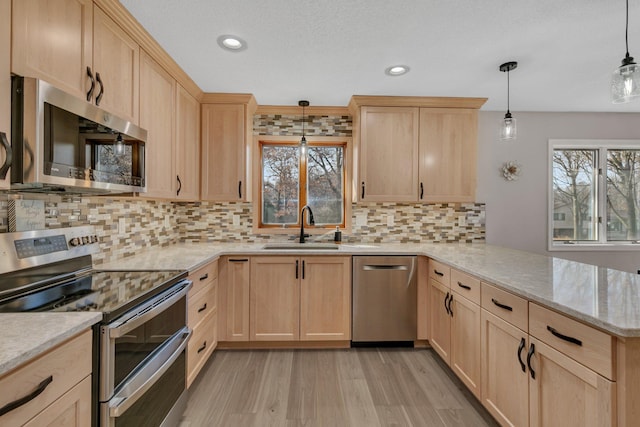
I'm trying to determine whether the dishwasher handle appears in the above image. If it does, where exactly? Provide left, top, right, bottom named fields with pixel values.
left=362, top=265, right=408, bottom=271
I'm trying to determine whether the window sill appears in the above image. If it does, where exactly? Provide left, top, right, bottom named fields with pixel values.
left=549, top=242, right=640, bottom=252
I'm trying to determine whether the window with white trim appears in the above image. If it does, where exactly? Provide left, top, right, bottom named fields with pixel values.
left=550, top=140, right=640, bottom=247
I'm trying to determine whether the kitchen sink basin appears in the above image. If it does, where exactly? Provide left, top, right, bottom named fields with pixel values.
left=262, top=243, right=340, bottom=250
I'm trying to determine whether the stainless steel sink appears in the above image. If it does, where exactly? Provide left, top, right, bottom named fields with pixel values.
left=262, top=243, right=340, bottom=250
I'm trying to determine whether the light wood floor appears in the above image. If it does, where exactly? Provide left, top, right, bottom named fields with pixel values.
left=180, top=348, right=498, bottom=427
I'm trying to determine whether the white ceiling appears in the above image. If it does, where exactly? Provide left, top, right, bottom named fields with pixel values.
left=119, top=0, right=640, bottom=112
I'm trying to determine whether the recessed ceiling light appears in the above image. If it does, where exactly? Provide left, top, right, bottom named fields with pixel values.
left=385, top=65, right=410, bottom=76
left=217, top=35, right=247, bottom=52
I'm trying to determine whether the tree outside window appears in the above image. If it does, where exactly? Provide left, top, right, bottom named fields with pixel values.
left=551, top=143, right=640, bottom=245
left=260, top=141, right=345, bottom=228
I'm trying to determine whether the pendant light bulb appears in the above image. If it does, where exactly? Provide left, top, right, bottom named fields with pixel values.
left=114, top=133, right=125, bottom=156
left=298, top=100, right=309, bottom=154
left=612, top=0, right=640, bottom=103
left=499, top=61, right=518, bottom=141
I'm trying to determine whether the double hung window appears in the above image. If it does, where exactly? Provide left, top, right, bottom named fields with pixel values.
left=550, top=140, right=640, bottom=248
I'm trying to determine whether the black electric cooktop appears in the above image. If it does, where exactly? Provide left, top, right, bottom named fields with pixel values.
left=0, top=269, right=187, bottom=322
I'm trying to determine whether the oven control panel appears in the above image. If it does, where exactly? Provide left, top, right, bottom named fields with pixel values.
left=0, top=226, right=100, bottom=273
left=14, top=234, right=69, bottom=259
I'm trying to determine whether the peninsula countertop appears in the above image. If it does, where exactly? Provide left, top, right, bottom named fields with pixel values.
left=0, top=312, right=102, bottom=377
left=100, top=241, right=640, bottom=338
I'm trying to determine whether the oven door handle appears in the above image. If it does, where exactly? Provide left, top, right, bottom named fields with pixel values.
left=107, top=280, right=191, bottom=338
left=108, top=327, right=191, bottom=418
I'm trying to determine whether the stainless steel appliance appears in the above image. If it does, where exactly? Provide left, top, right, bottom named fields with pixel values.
left=352, top=256, right=417, bottom=343
left=0, top=226, right=191, bottom=427
left=10, top=76, right=147, bottom=193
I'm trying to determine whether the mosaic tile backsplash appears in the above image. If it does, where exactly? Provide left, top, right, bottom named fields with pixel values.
left=1, top=194, right=484, bottom=264
left=254, top=114, right=352, bottom=137
left=176, top=202, right=485, bottom=244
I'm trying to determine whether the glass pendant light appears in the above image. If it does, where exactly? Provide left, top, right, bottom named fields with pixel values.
left=499, top=61, right=518, bottom=140
left=612, top=0, right=640, bottom=103
left=114, top=133, right=125, bottom=156
left=299, top=100, right=309, bottom=154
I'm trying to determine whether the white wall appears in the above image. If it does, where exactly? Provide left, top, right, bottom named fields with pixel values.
left=477, top=111, right=640, bottom=273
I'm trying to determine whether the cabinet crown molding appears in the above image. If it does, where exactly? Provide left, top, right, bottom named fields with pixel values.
left=348, top=95, right=488, bottom=114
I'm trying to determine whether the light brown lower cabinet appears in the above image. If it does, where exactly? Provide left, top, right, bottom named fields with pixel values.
left=249, top=256, right=351, bottom=342
left=0, top=330, right=92, bottom=426
left=480, top=309, right=530, bottom=427
left=428, top=277, right=451, bottom=360
left=450, top=292, right=481, bottom=398
left=528, top=336, right=615, bottom=427
left=186, top=259, right=218, bottom=387
left=219, top=256, right=251, bottom=341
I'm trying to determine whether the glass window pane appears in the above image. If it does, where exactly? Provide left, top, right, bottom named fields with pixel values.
left=552, top=149, right=598, bottom=241
left=262, top=145, right=299, bottom=224
left=306, top=146, right=344, bottom=225
left=606, top=150, right=640, bottom=241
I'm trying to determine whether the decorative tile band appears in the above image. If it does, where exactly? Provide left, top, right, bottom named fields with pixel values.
left=254, top=114, right=352, bottom=137
left=176, top=202, right=485, bottom=244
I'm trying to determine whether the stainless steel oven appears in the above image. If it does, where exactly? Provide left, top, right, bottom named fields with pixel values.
left=100, top=281, right=190, bottom=427
left=0, top=226, right=191, bottom=427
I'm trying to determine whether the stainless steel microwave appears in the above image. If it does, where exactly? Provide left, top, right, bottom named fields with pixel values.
left=10, top=76, right=147, bottom=193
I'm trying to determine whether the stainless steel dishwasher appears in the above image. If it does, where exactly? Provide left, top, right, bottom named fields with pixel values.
left=352, top=256, right=417, bottom=343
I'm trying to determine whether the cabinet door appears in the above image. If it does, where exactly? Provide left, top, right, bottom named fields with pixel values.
left=528, top=337, right=615, bottom=427
left=428, top=277, right=451, bottom=363
left=23, top=376, right=91, bottom=427
left=175, top=84, right=200, bottom=200
left=419, top=108, right=477, bottom=202
left=201, top=104, right=246, bottom=201
left=450, top=294, right=481, bottom=398
left=92, top=6, right=139, bottom=123
left=139, top=50, right=176, bottom=199
left=250, top=257, right=299, bottom=341
left=359, top=106, right=419, bottom=202
left=0, top=0, right=10, bottom=189
left=221, top=257, right=250, bottom=341
left=480, top=310, right=529, bottom=427
left=417, top=257, right=429, bottom=340
left=300, top=257, right=351, bottom=341
left=12, top=0, right=93, bottom=101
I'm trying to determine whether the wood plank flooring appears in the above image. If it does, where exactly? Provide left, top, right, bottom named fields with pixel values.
left=180, top=348, right=498, bottom=427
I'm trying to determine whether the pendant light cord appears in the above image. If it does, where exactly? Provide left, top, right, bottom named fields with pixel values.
left=302, top=104, right=305, bottom=137
left=506, top=70, right=511, bottom=114
left=626, top=0, right=630, bottom=57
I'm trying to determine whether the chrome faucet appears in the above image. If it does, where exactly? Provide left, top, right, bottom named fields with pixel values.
left=299, top=205, right=315, bottom=243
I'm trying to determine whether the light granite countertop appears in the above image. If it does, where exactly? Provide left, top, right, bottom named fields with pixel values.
left=101, top=242, right=640, bottom=337
left=0, top=312, right=102, bottom=377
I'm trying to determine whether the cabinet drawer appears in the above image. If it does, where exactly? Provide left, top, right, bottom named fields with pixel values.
left=451, top=269, right=480, bottom=304
left=481, top=282, right=528, bottom=332
left=429, top=259, right=451, bottom=286
left=188, top=278, right=218, bottom=329
left=187, top=310, right=217, bottom=388
left=0, top=330, right=92, bottom=426
left=529, top=303, right=614, bottom=380
left=189, top=259, right=218, bottom=295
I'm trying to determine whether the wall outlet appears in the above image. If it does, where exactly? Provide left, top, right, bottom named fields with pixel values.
left=118, top=217, right=126, bottom=234
left=233, top=215, right=240, bottom=226
left=164, top=215, right=171, bottom=229
left=387, top=214, right=395, bottom=227
left=356, top=213, right=367, bottom=226
left=458, top=215, right=467, bottom=227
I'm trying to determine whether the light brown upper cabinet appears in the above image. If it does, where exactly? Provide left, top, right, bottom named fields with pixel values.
left=139, top=51, right=176, bottom=199
left=201, top=94, right=257, bottom=201
left=349, top=96, right=486, bottom=203
left=358, top=106, right=419, bottom=202
left=419, top=108, right=478, bottom=202
left=12, top=0, right=140, bottom=123
left=139, top=53, right=200, bottom=200
left=175, top=85, right=200, bottom=200
left=0, top=0, right=10, bottom=190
